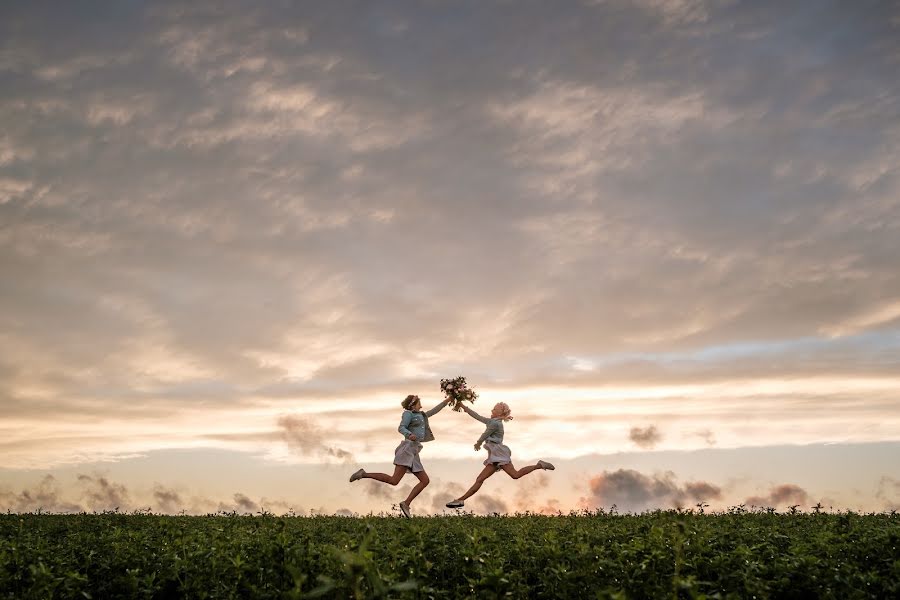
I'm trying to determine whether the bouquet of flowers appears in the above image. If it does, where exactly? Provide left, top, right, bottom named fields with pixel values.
left=440, top=376, right=477, bottom=412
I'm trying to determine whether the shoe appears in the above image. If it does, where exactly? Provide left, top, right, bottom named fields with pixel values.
left=349, top=469, right=365, bottom=482
left=537, top=460, right=555, bottom=471
left=399, top=501, right=411, bottom=518
left=445, top=500, right=465, bottom=509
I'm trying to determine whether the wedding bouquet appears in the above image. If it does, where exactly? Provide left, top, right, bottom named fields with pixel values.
left=440, top=376, right=477, bottom=411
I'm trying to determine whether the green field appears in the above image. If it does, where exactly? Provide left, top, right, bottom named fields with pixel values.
left=1, top=510, right=897, bottom=599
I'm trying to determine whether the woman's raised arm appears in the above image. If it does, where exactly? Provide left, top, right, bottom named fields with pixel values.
left=424, top=398, right=450, bottom=417
left=461, top=405, right=491, bottom=424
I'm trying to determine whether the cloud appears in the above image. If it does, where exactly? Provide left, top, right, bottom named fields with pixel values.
left=0, top=0, right=899, bottom=474
left=875, top=476, right=899, bottom=511
left=152, top=485, right=183, bottom=513
left=536, top=498, right=563, bottom=515
left=305, top=506, right=357, bottom=517
left=258, top=498, right=302, bottom=515
left=0, top=473, right=306, bottom=515
left=684, top=481, right=721, bottom=500
left=0, top=475, right=83, bottom=513
left=690, top=429, right=717, bottom=446
left=472, top=494, right=510, bottom=515
left=160, top=491, right=299, bottom=516
left=277, top=415, right=355, bottom=463
left=414, top=477, right=510, bottom=515
left=629, top=425, right=663, bottom=449
left=231, top=493, right=258, bottom=513
left=362, top=480, right=393, bottom=500
left=427, top=481, right=467, bottom=514
left=361, top=480, right=414, bottom=503
left=744, top=484, right=810, bottom=509
left=511, top=472, right=551, bottom=512
left=77, top=474, right=131, bottom=511
left=584, top=469, right=722, bottom=512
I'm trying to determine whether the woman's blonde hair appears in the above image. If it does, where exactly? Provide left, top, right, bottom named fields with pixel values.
left=493, top=402, right=513, bottom=421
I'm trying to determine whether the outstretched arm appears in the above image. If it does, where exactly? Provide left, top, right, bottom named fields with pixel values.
left=424, top=398, right=450, bottom=417
left=461, top=404, right=491, bottom=424
left=398, top=410, right=415, bottom=439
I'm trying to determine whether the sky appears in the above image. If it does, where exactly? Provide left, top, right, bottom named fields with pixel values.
left=1, top=0, right=898, bottom=516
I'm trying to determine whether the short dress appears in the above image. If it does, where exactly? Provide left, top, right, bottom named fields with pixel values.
left=393, top=440, right=425, bottom=473
left=483, top=441, right=512, bottom=470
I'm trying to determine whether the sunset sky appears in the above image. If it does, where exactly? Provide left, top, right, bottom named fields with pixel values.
left=1, top=0, right=898, bottom=516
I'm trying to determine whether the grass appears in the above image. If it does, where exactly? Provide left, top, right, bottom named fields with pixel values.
left=1, top=509, right=898, bottom=599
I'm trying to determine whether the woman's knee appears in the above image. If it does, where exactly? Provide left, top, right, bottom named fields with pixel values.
left=419, top=474, right=430, bottom=486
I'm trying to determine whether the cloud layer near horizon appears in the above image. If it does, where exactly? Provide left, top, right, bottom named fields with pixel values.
left=1, top=0, right=899, bottom=477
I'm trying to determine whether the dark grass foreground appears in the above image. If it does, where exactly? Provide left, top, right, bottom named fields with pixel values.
left=1, top=510, right=898, bottom=599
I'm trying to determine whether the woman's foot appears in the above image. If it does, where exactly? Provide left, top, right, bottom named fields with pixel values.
left=349, top=469, right=365, bottom=482
left=399, top=501, right=411, bottom=518
left=537, top=460, right=555, bottom=471
left=445, top=500, right=465, bottom=509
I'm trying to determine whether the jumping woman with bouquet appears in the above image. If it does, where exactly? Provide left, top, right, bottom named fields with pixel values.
left=445, top=402, right=554, bottom=509
left=349, top=394, right=450, bottom=517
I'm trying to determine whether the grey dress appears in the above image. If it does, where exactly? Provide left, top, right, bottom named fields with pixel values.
left=464, top=407, right=512, bottom=468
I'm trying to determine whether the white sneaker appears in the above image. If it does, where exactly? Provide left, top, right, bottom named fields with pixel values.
left=399, top=501, right=411, bottom=518
left=537, top=460, right=555, bottom=471
left=445, top=500, right=465, bottom=509
left=349, top=469, right=365, bottom=482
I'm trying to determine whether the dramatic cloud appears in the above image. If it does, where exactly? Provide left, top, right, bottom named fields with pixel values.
left=418, top=479, right=511, bottom=515
left=629, top=425, right=663, bottom=449
left=229, top=493, right=258, bottom=513
left=0, top=473, right=305, bottom=516
left=277, top=415, right=355, bottom=463
left=584, top=469, right=722, bottom=512
left=744, top=484, right=810, bottom=509
left=77, top=474, right=131, bottom=511
left=0, top=475, right=83, bottom=513
left=471, top=494, right=510, bottom=515
left=361, top=480, right=393, bottom=500
left=152, top=485, right=182, bottom=513
left=0, top=473, right=138, bottom=513
left=0, top=0, right=898, bottom=513
left=510, top=472, right=551, bottom=512
left=361, top=480, right=414, bottom=503
left=427, top=481, right=467, bottom=514
left=535, top=498, right=564, bottom=515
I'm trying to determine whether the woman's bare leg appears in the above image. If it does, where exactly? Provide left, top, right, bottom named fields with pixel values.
left=500, top=462, right=541, bottom=480
left=455, top=465, right=498, bottom=502
left=362, top=464, right=408, bottom=485
left=404, top=470, right=430, bottom=505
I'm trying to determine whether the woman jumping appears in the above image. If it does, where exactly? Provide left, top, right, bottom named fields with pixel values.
left=445, top=402, right=554, bottom=509
left=349, top=394, right=450, bottom=517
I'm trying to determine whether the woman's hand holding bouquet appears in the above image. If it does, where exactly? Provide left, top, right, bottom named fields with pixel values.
left=440, top=376, right=478, bottom=412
